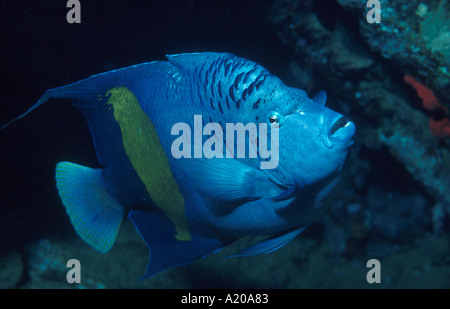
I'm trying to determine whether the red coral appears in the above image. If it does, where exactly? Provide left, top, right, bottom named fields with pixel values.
left=429, top=113, right=450, bottom=139
left=404, top=75, right=440, bottom=111
left=404, top=75, right=450, bottom=139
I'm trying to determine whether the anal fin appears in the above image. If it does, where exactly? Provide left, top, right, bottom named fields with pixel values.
left=129, top=209, right=228, bottom=278
left=55, top=161, right=124, bottom=253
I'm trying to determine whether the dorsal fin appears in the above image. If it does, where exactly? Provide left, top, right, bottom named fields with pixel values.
left=167, top=52, right=234, bottom=72
left=313, top=90, right=327, bottom=106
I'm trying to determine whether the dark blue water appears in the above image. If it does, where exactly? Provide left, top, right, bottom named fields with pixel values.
left=0, top=0, right=449, bottom=289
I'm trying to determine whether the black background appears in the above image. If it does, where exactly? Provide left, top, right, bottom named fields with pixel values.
left=0, top=0, right=296, bottom=252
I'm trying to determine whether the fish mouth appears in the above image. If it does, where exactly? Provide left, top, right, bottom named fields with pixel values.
left=330, top=116, right=350, bottom=135
left=322, top=116, right=355, bottom=148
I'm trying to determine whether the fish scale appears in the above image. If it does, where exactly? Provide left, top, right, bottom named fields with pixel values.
left=188, top=54, right=271, bottom=121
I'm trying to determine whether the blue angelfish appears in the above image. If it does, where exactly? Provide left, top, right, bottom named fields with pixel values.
left=1, top=52, right=355, bottom=277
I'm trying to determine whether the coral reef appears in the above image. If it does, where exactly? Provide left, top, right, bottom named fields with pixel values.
left=267, top=0, right=450, bottom=265
left=419, top=1, right=450, bottom=61
left=338, top=0, right=450, bottom=107
left=11, top=225, right=450, bottom=288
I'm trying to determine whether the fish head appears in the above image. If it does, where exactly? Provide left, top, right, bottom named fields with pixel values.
left=260, top=85, right=355, bottom=188
left=169, top=52, right=355, bottom=190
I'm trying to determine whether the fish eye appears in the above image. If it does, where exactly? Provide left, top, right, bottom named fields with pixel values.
left=267, top=111, right=284, bottom=127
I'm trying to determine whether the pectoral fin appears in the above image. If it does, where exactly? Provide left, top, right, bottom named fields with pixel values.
left=228, top=227, right=307, bottom=257
left=182, top=155, right=266, bottom=202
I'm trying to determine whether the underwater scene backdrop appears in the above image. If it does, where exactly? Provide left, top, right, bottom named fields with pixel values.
left=0, top=0, right=449, bottom=288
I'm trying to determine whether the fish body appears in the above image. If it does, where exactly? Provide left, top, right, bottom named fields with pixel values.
left=1, top=52, right=355, bottom=277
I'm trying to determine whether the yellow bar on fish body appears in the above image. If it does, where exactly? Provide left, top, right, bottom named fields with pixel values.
left=106, top=86, right=190, bottom=241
